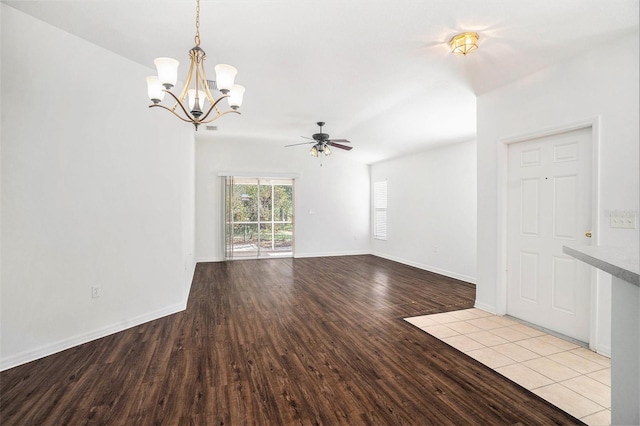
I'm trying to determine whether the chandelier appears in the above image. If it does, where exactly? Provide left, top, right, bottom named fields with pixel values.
left=146, top=0, right=244, bottom=130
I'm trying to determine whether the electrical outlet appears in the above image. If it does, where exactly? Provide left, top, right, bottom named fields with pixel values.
left=91, top=285, right=101, bottom=298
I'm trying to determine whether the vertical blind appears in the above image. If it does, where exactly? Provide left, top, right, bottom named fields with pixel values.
left=374, top=180, right=388, bottom=240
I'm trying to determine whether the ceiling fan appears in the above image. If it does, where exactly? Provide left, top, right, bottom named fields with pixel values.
left=285, top=122, right=353, bottom=157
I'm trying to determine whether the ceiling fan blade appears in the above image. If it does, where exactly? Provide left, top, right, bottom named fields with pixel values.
left=327, top=138, right=351, bottom=143
left=301, top=136, right=314, bottom=140
left=327, top=142, right=353, bottom=151
left=285, top=141, right=314, bottom=147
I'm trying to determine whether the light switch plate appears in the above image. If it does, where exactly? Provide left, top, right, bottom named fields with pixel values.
left=610, top=212, right=637, bottom=229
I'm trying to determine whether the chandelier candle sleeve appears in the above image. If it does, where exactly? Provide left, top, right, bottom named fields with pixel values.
left=214, top=64, right=237, bottom=94
left=188, top=89, right=207, bottom=111
left=154, top=58, right=179, bottom=88
left=146, top=76, right=165, bottom=104
left=228, top=85, right=245, bottom=110
left=146, top=0, right=244, bottom=130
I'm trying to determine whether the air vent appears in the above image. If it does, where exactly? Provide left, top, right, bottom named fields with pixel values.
left=206, top=125, right=217, bottom=131
left=206, top=80, right=218, bottom=91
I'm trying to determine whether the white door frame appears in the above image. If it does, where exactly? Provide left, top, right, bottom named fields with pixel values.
left=496, top=117, right=601, bottom=349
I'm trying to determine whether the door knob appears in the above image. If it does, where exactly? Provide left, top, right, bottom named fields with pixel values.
left=585, top=231, right=592, bottom=238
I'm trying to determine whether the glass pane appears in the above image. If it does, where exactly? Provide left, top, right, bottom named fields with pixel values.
left=273, top=185, right=293, bottom=222
left=259, top=223, right=273, bottom=250
left=274, top=223, right=293, bottom=252
left=260, top=185, right=272, bottom=222
left=232, top=183, right=258, bottom=222
left=232, top=223, right=259, bottom=257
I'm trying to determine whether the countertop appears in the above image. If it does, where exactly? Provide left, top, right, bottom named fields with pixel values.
left=563, top=245, right=639, bottom=286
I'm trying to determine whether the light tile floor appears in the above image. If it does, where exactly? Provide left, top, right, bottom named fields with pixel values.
left=405, top=308, right=611, bottom=426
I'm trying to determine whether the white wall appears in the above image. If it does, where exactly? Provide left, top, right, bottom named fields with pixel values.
left=370, top=141, right=477, bottom=283
left=196, top=137, right=370, bottom=261
left=476, top=31, right=639, bottom=354
left=0, top=5, right=4, bottom=340
left=0, top=5, right=196, bottom=370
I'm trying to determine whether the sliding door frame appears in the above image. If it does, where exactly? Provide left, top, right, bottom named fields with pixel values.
left=221, top=173, right=296, bottom=260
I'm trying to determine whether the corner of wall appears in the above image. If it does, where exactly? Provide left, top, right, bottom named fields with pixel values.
left=371, top=251, right=477, bottom=285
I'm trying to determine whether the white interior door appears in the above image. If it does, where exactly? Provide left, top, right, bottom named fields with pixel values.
left=507, top=127, right=592, bottom=342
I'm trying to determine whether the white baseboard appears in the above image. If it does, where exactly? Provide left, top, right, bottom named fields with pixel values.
left=1, top=254, right=473, bottom=372
left=199, top=252, right=474, bottom=287
left=198, top=251, right=370, bottom=262
left=196, top=256, right=225, bottom=263
left=594, top=344, right=611, bottom=358
left=294, top=250, right=370, bottom=259
left=0, top=302, right=187, bottom=372
left=370, top=252, right=477, bottom=285
left=473, top=301, right=498, bottom=315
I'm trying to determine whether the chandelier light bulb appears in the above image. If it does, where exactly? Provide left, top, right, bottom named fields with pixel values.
left=188, top=89, right=207, bottom=112
left=324, top=145, right=332, bottom=156
left=310, top=145, right=319, bottom=157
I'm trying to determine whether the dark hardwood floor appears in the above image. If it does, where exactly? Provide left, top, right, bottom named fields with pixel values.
left=0, top=255, right=581, bottom=425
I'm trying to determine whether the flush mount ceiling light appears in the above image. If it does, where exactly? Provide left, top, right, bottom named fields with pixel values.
left=146, top=0, right=244, bottom=130
left=449, top=32, right=479, bottom=55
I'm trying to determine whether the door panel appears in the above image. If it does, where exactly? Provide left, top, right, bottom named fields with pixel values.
left=507, top=127, right=592, bottom=342
left=552, top=255, right=576, bottom=313
left=554, top=175, right=579, bottom=239
left=519, top=251, right=539, bottom=302
left=521, top=179, right=540, bottom=236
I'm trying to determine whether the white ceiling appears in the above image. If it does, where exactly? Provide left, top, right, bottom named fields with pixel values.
left=4, top=0, right=639, bottom=164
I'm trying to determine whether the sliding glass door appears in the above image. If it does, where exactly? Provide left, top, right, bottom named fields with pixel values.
left=224, top=177, right=294, bottom=259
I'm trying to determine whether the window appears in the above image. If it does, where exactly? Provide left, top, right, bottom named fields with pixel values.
left=374, top=180, right=387, bottom=240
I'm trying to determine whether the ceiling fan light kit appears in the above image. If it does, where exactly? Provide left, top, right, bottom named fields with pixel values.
left=449, top=32, right=479, bottom=55
left=146, top=0, right=244, bottom=130
left=286, top=122, right=353, bottom=160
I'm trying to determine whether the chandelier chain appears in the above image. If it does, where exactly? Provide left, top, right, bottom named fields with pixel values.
left=194, top=0, right=201, bottom=46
